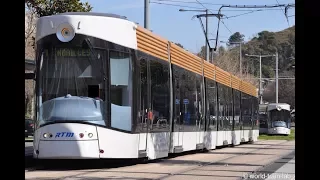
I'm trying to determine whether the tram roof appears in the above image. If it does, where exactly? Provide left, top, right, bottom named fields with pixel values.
left=56, top=12, right=127, bottom=20
left=267, top=103, right=290, bottom=111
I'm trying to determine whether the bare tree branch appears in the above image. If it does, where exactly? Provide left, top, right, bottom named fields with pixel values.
left=25, top=5, right=37, bottom=59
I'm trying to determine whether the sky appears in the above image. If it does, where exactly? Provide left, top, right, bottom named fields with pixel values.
left=82, top=0, right=295, bottom=53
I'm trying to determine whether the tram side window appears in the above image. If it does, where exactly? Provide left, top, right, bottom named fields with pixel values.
left=149, top=58, right=170, bottom=132
left=218, top=84, right=232, bottom=131
left=217, top=83, right=224, bottom=131
left=206, top=78, right=217, bottom=130
left=172, top=65, right=187, bottom=129
left=252, top=97, right=259, bottom=130
left=136, top=57, right=148, bottom=133
left=196, top=74, right=204, bottom=129
left=241, top=93, right=252, bottom=130
left=182, top=70, right=198, bottom=132
left=110, top=51, right=132, bottom=131
left=173, top=65, right=180, bottom=128
left=226, top=86, right=233, bottom=131
left=233, top=90, right=241, bottom=130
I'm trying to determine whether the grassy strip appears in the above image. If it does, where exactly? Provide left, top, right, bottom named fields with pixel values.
left=25, top=137, right=34, bottom=141
left=258, top=129, right=295, bottom=141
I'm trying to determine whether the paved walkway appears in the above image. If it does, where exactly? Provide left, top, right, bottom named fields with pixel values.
left=246, top=150, right=295, bottom=180
left=25, top=140, right=295, bottom=180
left=265, top=157, right=295, bottom=180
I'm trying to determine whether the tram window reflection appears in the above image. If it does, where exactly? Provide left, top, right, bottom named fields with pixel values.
left=110, top=51, right=132, bottom=131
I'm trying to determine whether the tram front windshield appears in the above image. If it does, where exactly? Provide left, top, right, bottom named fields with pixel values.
left=269, top=110, right=290, bottom=128
left=36, top=37, right=107, bottom=126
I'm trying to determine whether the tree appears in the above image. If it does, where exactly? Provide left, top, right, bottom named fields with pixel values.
left=228, top=32, right=244, bottom=46
left=26, top=0, right=92, bottom=17
left=262, top=70, right=295, bottom=106
left=25, top=5, right=37, bottom=59
left=218, top=46, right=226, bottom=56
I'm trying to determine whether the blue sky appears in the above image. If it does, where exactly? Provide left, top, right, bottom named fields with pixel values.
left=83, top=0, right=295, bottom=53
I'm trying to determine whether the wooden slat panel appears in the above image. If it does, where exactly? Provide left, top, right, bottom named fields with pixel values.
left=203, top=61, right=215, bottom=80
left=171, top=54, right=201, bottom=74
left=231, top=75, right=240, bottom=90
left=138, top=45, right=168, bottom=61
left=171, top=45, right=202, bottom=66
left=171, top=57, right=202, bottom=75
left=136, top=26, right=258, bottom=96
left=215, top=66, right=231, bottom=87
left=170, top=44, right=202, bottom=75
left=240, top=81, right=253, bottom=95
left=137, top=26, right=168, bottom=43
left=171, top=43, right=203, bottom=62
left=137, top=31, right=167, bottom=48
left=137, top=36, right=167, bottom=55
left=136, top=26, right=168, bottom=61
left=171, top=48, right=201, bottom=71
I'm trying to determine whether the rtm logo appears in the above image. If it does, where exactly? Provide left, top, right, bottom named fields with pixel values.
left=55, top=132, right=74, bottom=138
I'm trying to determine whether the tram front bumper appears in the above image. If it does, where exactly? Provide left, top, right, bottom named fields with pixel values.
left=268, top=127, right=290, bottom=135
left=35, top=140, right=100, bottom=159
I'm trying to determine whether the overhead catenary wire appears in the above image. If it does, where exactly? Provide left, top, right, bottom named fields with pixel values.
left=155, top=0, right=288, bottom=7
left=194, top=0, right=233, bottom=51
left=154, top=0, right=225, bottom=6
left=275, top=0, right=290, bottom=27
left=285, top=4, right=295, bottom=23
left=211, top=3, right=292, bottom=52
left=151, top=1, right=204, bottom=9
left=151, top=1, right=295, bottom=51
left=223, top=9, right=263, bottom=19
left=151, top=2, right=292, bottom=11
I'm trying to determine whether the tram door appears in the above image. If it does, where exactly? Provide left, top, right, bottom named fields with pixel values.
left=138, top=58, right=150, bottom=155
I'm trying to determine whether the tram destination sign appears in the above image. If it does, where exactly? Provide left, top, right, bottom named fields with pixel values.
left=43, top=48, right=90, bottom=57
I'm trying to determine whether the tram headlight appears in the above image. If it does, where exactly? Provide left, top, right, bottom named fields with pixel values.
left=88, top=133, right=93, bottom=138
left=56, top=22, right=75, bottom=42
left=43, top=133, right=48, bottom=138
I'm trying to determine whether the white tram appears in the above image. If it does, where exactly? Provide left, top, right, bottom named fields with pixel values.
left=32, top=12, right=259, bottom=160
left=267, top=103, right=291, bottom=135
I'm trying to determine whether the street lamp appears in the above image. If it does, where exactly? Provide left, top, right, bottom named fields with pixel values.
left=179, top=9, right=209, bottom=62
left=245, top=54, right=276, bottom=104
